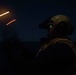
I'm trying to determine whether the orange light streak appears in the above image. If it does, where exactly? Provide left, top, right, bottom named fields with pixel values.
left=0, top=11, right=9, bottom=17
left=6, top=19, right=16, bottom=26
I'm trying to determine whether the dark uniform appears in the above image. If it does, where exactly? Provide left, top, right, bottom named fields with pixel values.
left=27, top=15, right=76, bottom=75
left=28, top=37, right=76, bottom=75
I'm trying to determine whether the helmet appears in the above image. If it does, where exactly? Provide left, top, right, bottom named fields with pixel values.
left=39, top=15, right=74, bottom=35
left=50, top=15, right=70, bottom=26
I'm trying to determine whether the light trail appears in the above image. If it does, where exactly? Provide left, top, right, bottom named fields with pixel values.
left=6, top=19, right=16, bottom=26
left=0, top=11, right=10, bottom=17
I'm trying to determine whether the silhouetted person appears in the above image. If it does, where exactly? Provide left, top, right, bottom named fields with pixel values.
left=27, top=15, right=76, bottom=75
left=0, top=21, right=27, bottom=75
left=0, top=21, right=37, bottom=75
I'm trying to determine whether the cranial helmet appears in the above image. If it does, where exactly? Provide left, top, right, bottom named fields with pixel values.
left=39, top=15, right=74, bottom=35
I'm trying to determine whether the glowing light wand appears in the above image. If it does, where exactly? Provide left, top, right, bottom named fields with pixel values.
left=6, top=19, right=16, bottom=26
left=0, top=11, right=10, bottom=17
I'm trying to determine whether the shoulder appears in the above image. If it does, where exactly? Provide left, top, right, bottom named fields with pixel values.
left=48, top=42, right=71, bottom=50
left=47, top=42, right=75, bottom=57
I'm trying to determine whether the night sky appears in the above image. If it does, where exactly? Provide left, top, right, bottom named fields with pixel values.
left=0, top=0, right=76, bottom=42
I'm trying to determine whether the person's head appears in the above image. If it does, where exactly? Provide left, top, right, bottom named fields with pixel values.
left=39, top=15, right=74, bottom=37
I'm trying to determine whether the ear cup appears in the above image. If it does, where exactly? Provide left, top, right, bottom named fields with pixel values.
left=55, top=22, right=74, bottom=35
left=55, top=22, right=69, bottom=35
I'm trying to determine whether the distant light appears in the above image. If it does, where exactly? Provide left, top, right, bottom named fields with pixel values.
left=0, top=11, right=10, bottom=17
left=6, top=19, right=16, bottom=26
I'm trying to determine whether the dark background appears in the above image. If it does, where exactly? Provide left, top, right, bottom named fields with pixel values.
left=0, top=0, right=76, bottom=42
